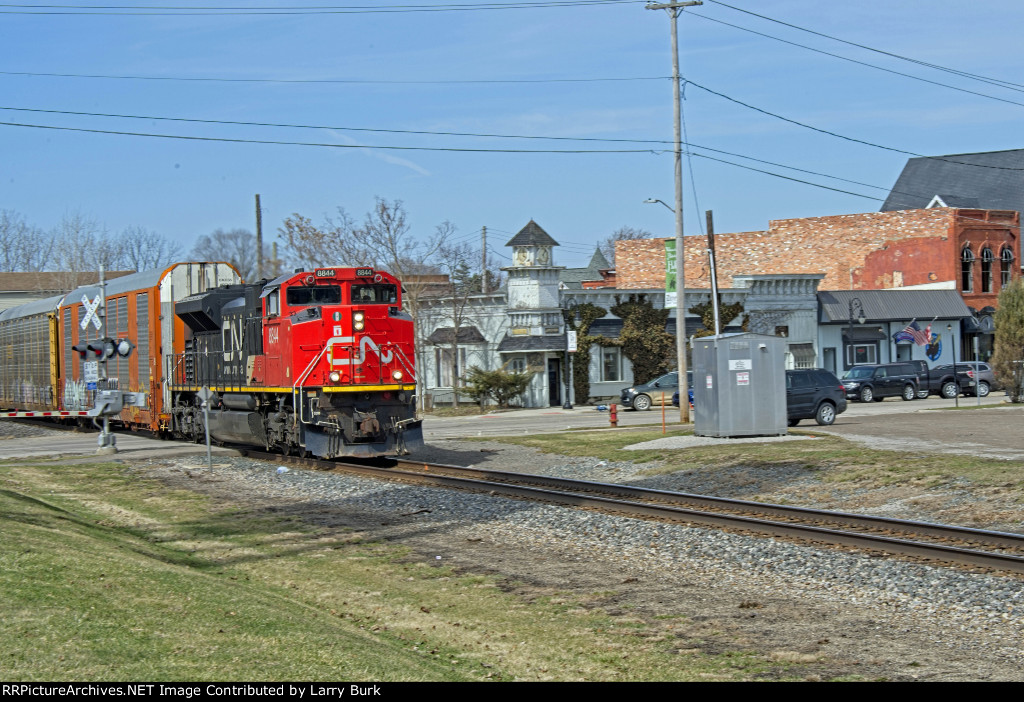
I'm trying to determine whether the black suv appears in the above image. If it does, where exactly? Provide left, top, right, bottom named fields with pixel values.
left=841, top=363, right=920, bottom=402
left=787, top=368, right=847, bottom=426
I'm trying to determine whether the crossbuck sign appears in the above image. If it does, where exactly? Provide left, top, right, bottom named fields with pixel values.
left=80, top=294, right=102, bottom=331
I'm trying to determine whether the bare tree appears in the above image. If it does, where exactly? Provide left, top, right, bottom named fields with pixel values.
left=0, top=209, right=53, bottom=272
left=119, top=225, right=183, bottom=270
left=600, top=225, right=652, bottom=268
left=433, top=240, right=485, bottom=408
left=278, top=210, right=368, bottom=269
left=52, top=211, right=106, bottom=290
left=190, top=228, right=271, bottom=281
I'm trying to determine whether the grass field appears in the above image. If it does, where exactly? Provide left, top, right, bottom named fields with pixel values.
left=1, top=457, right=787, bottom=682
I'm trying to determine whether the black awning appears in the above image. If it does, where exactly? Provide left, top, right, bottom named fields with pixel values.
left=842, top=326, right=887, bottom=342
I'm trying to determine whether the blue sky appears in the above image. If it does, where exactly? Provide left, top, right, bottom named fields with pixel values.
left=4, top=0, right=1024, bottom=269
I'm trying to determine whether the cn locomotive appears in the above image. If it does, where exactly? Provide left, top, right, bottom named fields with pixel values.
left=0, top=262, right=422, bottom=458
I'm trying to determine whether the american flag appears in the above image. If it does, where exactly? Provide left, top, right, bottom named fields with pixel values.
left=903, top=320, right=930, bottom=346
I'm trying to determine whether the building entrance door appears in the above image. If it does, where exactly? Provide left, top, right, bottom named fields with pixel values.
left=547, top=358, right=561, bottom=406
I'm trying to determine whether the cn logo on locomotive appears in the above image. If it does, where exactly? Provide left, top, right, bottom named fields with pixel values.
left=326, top=336, right=394, bottom=366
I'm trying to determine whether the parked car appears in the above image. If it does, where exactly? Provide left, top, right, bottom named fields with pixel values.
left=841, top=363, right=921, bottom=402
left=621, top=371, right=693, bottom=411
left=671, top=368, right=846, bottom=426
left=670, top=387, right=693, bottom=408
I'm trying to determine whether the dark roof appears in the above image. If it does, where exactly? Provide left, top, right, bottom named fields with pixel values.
left=497, top=333, right=566, bottom=353
left=842, top=327, right=888, bottom=342
left=587, top=248, right=610, bottom=270
left=504, top=220, right=559, bottom=247
left=881, top=149, right=1024, bottom=213
left=427, top=326, right=486, bottom=345
left=558, top=247, right=611, bottom=289
left=818, top=289, right=971, bottom=324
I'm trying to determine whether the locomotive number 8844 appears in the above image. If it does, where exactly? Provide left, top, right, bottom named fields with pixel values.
left=169, top=266, right=423, bottom=458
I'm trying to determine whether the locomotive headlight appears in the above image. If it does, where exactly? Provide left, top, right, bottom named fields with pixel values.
left=329, top=371, right=341, bottom=383
left=353, top=311, right=365, bottom=331
left=392, top=370, right=403, bottom=381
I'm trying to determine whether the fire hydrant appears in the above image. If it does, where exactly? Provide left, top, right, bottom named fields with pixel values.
left=609, top=403, right=618, bottom=427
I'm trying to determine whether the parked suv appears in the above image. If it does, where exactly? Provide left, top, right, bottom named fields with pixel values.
left=841, top=363, right=920, bottom=402
left=787, top=368, right=847, bottom=426
left=621, top=370, right=693, bottom=411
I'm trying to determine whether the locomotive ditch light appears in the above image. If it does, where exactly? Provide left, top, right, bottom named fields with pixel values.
left=353, top=310, right=365, bottom=331
left=392, top=370, right=403, bottom=381
left=115, top=338, right=135, bottom=358
left=329, top=371, right=342, bottom=383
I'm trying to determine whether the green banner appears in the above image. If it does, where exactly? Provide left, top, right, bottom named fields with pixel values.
left=664, top=239, right=677, bottom=308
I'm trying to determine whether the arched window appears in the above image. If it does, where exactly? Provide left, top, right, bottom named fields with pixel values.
left=1001, top=247, right=1015, bottom=288
left=981, top=247, right=994, bottom=293
left=961, top=247, right=975, bottom=292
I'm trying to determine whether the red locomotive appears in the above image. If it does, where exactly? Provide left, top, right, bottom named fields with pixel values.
left=0, top=263, right=422, bottom=458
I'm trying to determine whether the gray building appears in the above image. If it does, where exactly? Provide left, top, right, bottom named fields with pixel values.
left=418, top=222, right=830, bottom=408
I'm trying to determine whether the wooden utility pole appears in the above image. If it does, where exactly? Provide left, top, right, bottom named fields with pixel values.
left=481, top=226, right=488, bottom=294
left=706, top=209, right=720, bottom=336
left=647, top=0, right=701, bottom=423
left=255, top=194, right=263, bottom=279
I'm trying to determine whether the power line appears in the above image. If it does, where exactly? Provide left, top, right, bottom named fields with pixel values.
left=0, top=70, right=667, bottom=85
left=0, top=1, right=643, bottom=15
left=0, top=120, right=659, bottom=153
left=684, top=78, right=1024, bottom=171
left=0, top=104, right=675, bottom=145
left=705, top=0, right=1024, bottom=94
left=686, top=10, right=1024, bottom=111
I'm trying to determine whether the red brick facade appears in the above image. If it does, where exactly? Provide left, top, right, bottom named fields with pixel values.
left=616, top=208, right=1019, bottom=310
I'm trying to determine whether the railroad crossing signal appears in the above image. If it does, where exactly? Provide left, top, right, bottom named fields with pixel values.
left=80, top=294, right=102, bottom=331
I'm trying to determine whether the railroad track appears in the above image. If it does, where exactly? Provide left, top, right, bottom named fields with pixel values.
left=238, top=450, right=1024, bottom=576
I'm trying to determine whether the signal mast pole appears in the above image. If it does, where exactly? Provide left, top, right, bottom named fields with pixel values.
left=96, top=264, right=116, bottom=455
left=647, top=0, right=701, bottom=423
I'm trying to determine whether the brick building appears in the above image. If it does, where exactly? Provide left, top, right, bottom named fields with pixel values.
left=615, top=207, right=1019, bottom=312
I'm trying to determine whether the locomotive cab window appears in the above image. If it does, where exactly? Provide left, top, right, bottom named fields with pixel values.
left=265, top=289, right=280, bottom=317
left=351, top=284, right=398, bottom=304
left=286, top=285, right=342, bottom=307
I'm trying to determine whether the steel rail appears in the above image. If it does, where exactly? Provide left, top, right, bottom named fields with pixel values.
left=239, top=450, right=1024, bottom=575
left=393, top=460, right=1024, bottom=550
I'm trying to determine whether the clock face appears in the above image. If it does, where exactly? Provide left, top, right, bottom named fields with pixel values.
left=536, top=247, right=550, bottom=265
left=515, top=248, right=532, bottom=266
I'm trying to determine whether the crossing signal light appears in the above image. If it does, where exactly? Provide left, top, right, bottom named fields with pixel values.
left=87, top=338, right=116, bottom=361
left=115, top=338, right=134, bottom=358
left=72, top=343, right=92, bottom=360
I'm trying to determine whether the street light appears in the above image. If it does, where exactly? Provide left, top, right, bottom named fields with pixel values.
left=947, top=323, right=959, bottom=408
left=847, top=298, right=865, bottom=367
left=644, top=198, right=674, bottom=213
left=562, top=299, right=579, bottom=410
left=643, top=197, right=689, bottom=422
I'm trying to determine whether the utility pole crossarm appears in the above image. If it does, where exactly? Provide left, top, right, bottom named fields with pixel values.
left=645, top=1, right=702, bottom=11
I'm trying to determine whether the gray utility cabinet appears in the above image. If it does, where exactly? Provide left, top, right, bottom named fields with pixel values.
left=692, top=333, right=787, bottom=437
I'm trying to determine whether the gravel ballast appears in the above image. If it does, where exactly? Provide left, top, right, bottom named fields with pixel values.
left=137, top=442, right=1024, bottom=682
